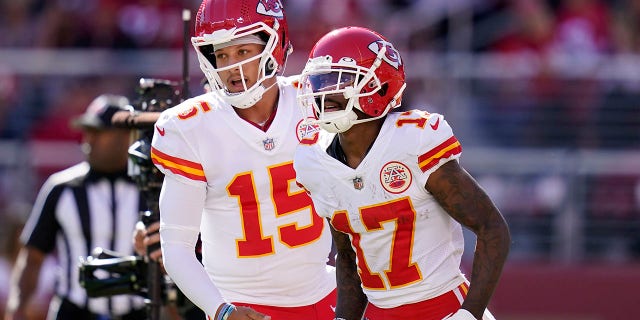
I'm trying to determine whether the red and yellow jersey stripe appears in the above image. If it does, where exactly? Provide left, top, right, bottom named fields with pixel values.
left=417, top=136, right=462, bottom=172
left=150, top=146, right=206, bottom=182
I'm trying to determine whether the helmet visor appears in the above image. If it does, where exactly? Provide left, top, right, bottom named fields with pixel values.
left=309, top=71, right=356, bottom=93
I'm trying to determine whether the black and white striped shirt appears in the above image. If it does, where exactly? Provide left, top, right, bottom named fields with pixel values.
left=20, top=162, right=146, bottom=316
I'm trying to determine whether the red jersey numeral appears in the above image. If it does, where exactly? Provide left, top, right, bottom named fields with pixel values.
left=332, top=197, right=422, bottom=289
left=228, top=162, right=324, bottom=257
left=395, top=111, right=430, bottom=128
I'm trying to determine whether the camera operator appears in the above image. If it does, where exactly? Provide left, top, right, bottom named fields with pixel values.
left=130, top=78, right=207, bottom=320
left=132, top=220, right=204, bottom=320
left=75, top=79, right=206, bottom=320
left=5, top=94, right=147, bottom=320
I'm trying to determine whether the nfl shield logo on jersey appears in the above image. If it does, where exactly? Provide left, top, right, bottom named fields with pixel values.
left=263, top=138, right=275, bottom=151
left=352, top=177, right=364, bottom=190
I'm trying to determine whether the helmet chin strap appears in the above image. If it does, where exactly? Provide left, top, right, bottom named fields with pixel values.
left=318, top=110, right=358, bottom=133
left=222, top=79, right=278, bottom=109
left=222, top=85, right=265, bottom=109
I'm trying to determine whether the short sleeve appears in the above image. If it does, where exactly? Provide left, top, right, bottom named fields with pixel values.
left=21, top=180, right=64, bottom=253
left=151, top=107, right=207, bottom=187
left=415, top=113, right=462, bottom=186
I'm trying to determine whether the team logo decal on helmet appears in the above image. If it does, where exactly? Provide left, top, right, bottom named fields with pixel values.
left=380, top=161, right=412, bottom=194
left=296, top=26, right=407, bottom=134
left=368, top=40, right=402, bottom=69
left=257, top=0, right=284, bottom=18
left=191, top=0, right=292, bottom=109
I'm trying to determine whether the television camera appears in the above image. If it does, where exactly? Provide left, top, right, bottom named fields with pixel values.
left=78, top=78, right=193, bottom=320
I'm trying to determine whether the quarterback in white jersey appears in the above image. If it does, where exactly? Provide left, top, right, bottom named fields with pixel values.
left=152, top=75, right=334, bottom=306
left=148, top=1, right=337, bottom=320
left=294, top=27, right=510, bottom=320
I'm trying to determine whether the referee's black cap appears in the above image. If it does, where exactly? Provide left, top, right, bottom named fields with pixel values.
left=71, top=94, right=129, bottom=130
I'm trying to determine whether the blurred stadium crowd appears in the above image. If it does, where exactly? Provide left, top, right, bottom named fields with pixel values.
left=0, top=0, right=639, bottom=318
left=1, top=0, right=639, bottom=143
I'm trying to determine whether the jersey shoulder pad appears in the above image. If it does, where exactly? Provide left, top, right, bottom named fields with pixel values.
left=293, top=142, right=323, bottom=188
left=413, top=111, right=461, bottom=173
left=156, top=93, right=222, bottom=132
left=278, top=74, right=301, bottom=89
left=390, top=109, right=451, bottom=137
left=423, top=112, right=454, bottom=141
left=391, top=109, right=436, bottom=124
left=151, top=96, right=209, bottom=185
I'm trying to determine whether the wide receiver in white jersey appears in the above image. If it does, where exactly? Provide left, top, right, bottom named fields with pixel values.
left=294, top=26, right=511, bottom=320
left=149, top=1, right=336, bottom=320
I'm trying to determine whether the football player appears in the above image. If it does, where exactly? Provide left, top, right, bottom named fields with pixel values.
left=149, top=1, right=337, bottom=320
left=294, top=26, right=511, bottom=320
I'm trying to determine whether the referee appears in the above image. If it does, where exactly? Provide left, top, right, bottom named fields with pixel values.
left=5, top=94, right=147, bottom=320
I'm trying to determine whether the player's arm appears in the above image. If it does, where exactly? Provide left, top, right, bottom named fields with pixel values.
left=158, top=176, right=223, bottom=316
left=7, top=179, right=59, bottom=320
left=5, top=246, right=46, bottom=320
left=330, top=221, right=368, bottom=320
left=426, top=160, right=510, bottom=319
left=159, top=176, right=270, bottom=320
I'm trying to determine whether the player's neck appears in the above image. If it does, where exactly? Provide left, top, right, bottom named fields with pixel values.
left=338, top=120, right=382, bottom=168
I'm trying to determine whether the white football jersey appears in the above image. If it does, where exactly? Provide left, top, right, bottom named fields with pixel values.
left=294, top=109, right=467, bottom=308
left=151, top=76, right=335, bottom=306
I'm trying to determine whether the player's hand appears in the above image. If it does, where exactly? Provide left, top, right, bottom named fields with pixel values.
left=133, top=221, right=147, bottom=256
left=442, top=309, right=476, bottom=320
left=227, top=306, right=271, bottom=320
left=132, top=221, right=162, bottom=261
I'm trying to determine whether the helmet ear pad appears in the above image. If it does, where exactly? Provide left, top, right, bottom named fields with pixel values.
left=298, top=26, right=406, bottom=131
left=193, top=0, right=292, bottom=72
left=255, top=32, right=277, bottom=74
left=266, top=58, right=276, bottom=74
left=357, top=83, right=389, bottom=117
left=191, top=0, right=293, bottom=108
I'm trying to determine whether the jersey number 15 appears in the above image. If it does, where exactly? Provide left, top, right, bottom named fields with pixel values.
left=227, top=161, right=325, bottom=257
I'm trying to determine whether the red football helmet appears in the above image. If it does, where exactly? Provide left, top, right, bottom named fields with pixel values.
left=297, top=26, right=406, bottom=133
left=192, top=0, right=293, bottom=108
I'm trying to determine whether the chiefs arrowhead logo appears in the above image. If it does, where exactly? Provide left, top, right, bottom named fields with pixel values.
left=296, top=118, right=320, bottom=144
left=380, top=161, right=412, bottom=194
left=257, top=0, right=284, bottom=18
left=368, top=40, right=402, bottom=69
